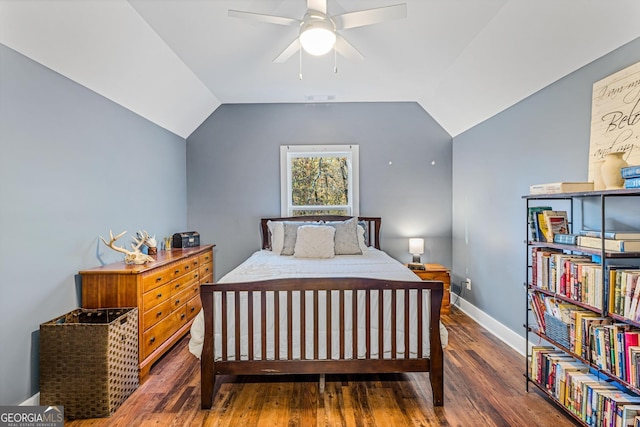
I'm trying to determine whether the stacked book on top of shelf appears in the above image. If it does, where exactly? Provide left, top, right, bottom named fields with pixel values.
left=529, top=182, right=594, bottom=195
left=577, top=230, right=640, bottom=253
left=624, top=166, right=640, bottom=189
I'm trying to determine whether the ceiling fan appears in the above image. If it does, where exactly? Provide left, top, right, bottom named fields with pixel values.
left=228, top=0, right=407, bottom=64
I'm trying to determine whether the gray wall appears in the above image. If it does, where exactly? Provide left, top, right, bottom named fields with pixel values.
left=0, top=45, right=188, bottom=405
left=187, top=102, right=453, bottom=279
left=451, top=37, right=640, bottom=334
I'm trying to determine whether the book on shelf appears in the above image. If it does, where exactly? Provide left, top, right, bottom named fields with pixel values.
left=537, top=212, right=551, bottom=243
left=622, top=165, right=640, bottom=179
left=625, top=332, right=640, bottom=383
left=529, top=292, right=546, bottom=332
left=579, top=229, right=640, bottom=240
left=553, top=233, right=579, bottom=245
left=625, top=177, right=640, bottom=189
left=577, top=235, right=640, bottom=252
left=529, top=181, right=594, bottom=195
left=628, top=272, right=640, bottom=320
left=622, top=405, right=640, bottom=427
left=528, top=206, right=552, bottom=241
left=541, top=210, right=569, bottom=243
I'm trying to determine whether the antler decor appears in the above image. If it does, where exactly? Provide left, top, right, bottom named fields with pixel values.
left=100, top=230, right=154, bottom=265
left=133, top=229, right=158, bottom=255
left=133, top=230, right=157, bottom=249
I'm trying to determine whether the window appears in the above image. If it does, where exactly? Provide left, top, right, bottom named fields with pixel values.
left=280, top=145, right=359, bottom=216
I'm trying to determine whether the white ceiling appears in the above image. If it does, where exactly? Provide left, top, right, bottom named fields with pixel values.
left=2, top=0, right=640, bottom=139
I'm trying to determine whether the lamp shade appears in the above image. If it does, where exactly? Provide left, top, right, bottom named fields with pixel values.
left=409, top=238, right=424, bottom=255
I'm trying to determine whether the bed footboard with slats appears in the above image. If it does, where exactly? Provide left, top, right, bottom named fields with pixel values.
left=200, top=277, right=443, bottom=408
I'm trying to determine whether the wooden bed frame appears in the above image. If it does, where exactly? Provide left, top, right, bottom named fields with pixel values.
left=200, top=216, right=444, bottom=408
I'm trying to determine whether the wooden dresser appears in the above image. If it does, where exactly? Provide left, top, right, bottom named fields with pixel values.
left=80, top=245, right=214, bottom=379
left=408, top=263, right=451, bottom=314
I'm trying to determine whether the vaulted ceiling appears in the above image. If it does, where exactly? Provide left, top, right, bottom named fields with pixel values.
left=2, top=0, right=639, bottom=138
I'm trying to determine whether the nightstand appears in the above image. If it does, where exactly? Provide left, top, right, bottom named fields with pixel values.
left=408, top=263, right=451, bottom=314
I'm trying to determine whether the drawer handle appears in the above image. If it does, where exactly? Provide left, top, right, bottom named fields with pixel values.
left=194, top=261, right=198, bottom=265
left=150, top=337, right=156, bottom=344
left=175, top=269, right=180, bottom=274
left=156, top=311, right=162, bottom=317
left=175, top=283, right=180, bottom=289
left=157, top=293, right=162, bottom=298
left=185, top=265, right=190, bottom=270
left=175, top=299, right=180, bottom=305
left=194, top=274, right=199, bottom=279
left=191, top=306, right=195, bottom=312
left=156, top=277, right=162, bottom=282
left=181, top=313, right=186, bottom=320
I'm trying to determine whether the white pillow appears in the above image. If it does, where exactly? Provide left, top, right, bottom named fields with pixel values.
left=357, top=225, right=368, bottom=252
left=293, top=225, right=336, bottom=258
left=267, top=220, right=284, bottom=253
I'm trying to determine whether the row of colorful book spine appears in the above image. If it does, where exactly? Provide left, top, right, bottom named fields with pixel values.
left=531, top=346, right=640, bottom=427
left=530, top=294, right=640, bottom=388
left=531, top=247, right=603, bottom=309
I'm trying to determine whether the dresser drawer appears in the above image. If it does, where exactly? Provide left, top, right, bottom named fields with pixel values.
left=142, top=283, right=171, bottom=313
left=170, top=259, right=195, bottom=280
left=414, top=271, right=449, bottom=283
left=142, top=308, right=188, bottom=359
left=171, top=285, right=195, bottom=310
left=170, top=271, right=199, bottom=296
left=187, top=255, right=200, bottom=271
left=142, top=267, right=173, bottom=293
left=198, top=251, right=213, bottom=265
left=200, top=261, right=214, bottom=280
left=143, top=299, right=172, bottom=330
left=186, top=294, right=202, bottom=321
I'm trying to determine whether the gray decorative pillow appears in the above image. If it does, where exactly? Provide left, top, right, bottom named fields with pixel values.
left=328, top=217, right=362, bottom=255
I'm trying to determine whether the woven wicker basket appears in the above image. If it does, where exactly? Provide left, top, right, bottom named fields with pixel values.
left=544, top=313, right=571, bottom=349
left=39, top=308, right=139, bottom=419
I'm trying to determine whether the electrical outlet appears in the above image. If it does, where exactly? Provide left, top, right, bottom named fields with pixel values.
left=465, top=278, right=471, bottom=290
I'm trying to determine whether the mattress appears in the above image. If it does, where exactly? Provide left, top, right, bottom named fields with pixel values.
left=189, top=247, right=448, bottom=360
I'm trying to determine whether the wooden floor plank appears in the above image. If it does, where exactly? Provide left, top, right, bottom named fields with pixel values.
left=64, top=308, right=580, bottom=426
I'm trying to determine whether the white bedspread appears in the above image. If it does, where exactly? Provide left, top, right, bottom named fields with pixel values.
left=189, top=248, right=448, bottom=359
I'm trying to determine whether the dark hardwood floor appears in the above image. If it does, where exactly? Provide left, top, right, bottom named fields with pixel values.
left=65, top=307, right=580, bottom=426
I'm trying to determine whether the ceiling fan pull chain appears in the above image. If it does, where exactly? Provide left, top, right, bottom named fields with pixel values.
left=334, top=48, right=338, bottom=74
left=299, top=47, right=303, bottom=80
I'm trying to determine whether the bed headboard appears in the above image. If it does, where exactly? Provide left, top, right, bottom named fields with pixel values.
left=260, top=216, right=381, bottom=250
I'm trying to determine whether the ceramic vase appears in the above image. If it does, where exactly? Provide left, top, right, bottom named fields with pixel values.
left=591, top=160, right=605, bottom=191
left=600, top=151, right=628, bottom=190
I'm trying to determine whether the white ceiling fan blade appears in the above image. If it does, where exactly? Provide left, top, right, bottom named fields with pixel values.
left=333, top=3, right=407, bottom=30
left=334, top=34, right=364, bottom=60
left=273, top=38, right=301, bottom=63
left=228, top=9, right=300, bottom=26
left=307, top=0, right=327, bottom=14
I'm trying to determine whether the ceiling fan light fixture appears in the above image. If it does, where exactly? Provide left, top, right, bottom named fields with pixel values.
left=299, top=15, right=336, bottom=56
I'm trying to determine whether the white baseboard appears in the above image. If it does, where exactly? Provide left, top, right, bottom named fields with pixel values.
left=453, top=296, right=527, bottom=356
left=20, top=392, right=39, bottom=406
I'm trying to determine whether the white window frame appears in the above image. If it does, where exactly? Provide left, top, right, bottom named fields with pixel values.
left=280, top=144, right=359, bottom=217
